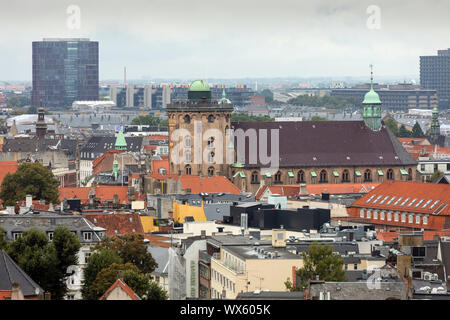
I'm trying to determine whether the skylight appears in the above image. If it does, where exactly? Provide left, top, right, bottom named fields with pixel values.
left=422, top=199, right=432, bottom=209
left=399, top=197, right=410, bottom=207
left=366, top=195, right=376, bottom=204
left=415, top=199, right=425, bottom=208
left=429, top=200, right=441, bottom=210
left=407, top=198, right=418, bottom=207
left=386, top=196, right=397, bottom=206
left=392, top=197, right=403, bottom=207
left=379, top=196, right=390, bottom=205
left=372, top=195, right=383, bottom=204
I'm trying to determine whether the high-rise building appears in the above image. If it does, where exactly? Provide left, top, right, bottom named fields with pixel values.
left=420, top=48, right=450, bottom=109
left=32, top=38, right=99, bottom=109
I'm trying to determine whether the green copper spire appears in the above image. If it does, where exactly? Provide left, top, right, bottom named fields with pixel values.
left=219, top=88, right=231, bottom=105
left=430, top=105, right=440, bottom=137
left=362, top=64, right=382, bottom=131
left=114, top=129, right=127, bottom=151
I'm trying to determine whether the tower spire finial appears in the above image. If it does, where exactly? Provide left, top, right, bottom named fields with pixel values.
left=369, top=64, right=374, bottom=88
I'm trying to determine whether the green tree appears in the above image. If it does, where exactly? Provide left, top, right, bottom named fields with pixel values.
left=0, top=162, right=60, bottom=206
left=288, top=95, right=356, bottom=110
left=81, top=249, right=123, bottom=299
left=94, top=234, right=157, bottom=274
left=384, top=117, right=399, bottom=136
left=310, top=116, right=328, bottom=121
left=86, top=262, right=167, bottom=300
left=287, top=243, right=346, bottom=291
left=231, top=113, right=274, bottom=122
left=0, top=227, right=7, bottom=250
left=6, top=226, right=81, bottom=300
left=131, top=114, right=168, bottom=127
left=411, top=121, right=425, bottom=138
left=398, top=124, right=411, bottom=138
left=427, top=170, right=444, bottom=183
left=27, top=106, right=37, bottom=114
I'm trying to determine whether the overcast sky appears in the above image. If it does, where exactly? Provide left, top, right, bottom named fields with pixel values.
left=0, top=0, right=449, bottom=81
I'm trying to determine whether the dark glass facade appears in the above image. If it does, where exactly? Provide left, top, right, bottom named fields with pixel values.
left=420, top=49, right=450, bottom=109
left=32, top=38, right=99, bottom=109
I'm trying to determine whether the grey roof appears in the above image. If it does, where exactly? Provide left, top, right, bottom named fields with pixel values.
left=0, top=212, right=105, bottom=244
left=80, top=135, right=143, bottom=159
left=290, top=242, right=359, bottom=256
left=2, top=137, right=78, bottom=158
left=237, top=291, right=304, bottom=300
left=147, top=245, right=169, bottom=274
left=204, top=204, right=231, bottom=221
left=223, top=245, right=300, bottom=260
left=0, top=250, right=44, bottom=296
left=207, top=234, right=271, bottom=248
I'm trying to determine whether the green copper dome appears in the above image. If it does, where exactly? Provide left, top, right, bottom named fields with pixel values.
left=218, top=88, right=231, bottom=104
left=362, top=88, right=381, bottom=105
left=114, top=129, right=127, bottom=150
left=189, top=80, right=210, bottom=92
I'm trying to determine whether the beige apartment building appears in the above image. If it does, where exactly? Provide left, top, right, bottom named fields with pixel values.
left=210, top=229, right=304, bottom=299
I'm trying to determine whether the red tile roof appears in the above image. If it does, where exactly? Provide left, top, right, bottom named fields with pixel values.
left=144, top=234, right=172, bottom=248
left=149, top=135, right=169, bottom=141
left=351, top=181, right=450, bottom=216
left=99, top=278, right=141, bottom=300
left=179, top=175, right=241, bottom=194
left=0, top=161, right=18, bottom=186
left=92, top=149, right=123, bottom=175
left=377, top=230, right=450, bottom=242
left=58, top=185, right=130, bottom=204
left=58, top=187, right=90, bottom=203
left=83, top=212, right=144, bottom=237
left=397, top=138, right=429, bottom=145
left=147, top=159, right=178, bottom=181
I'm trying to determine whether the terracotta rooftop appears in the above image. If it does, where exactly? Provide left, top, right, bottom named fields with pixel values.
left=99, top=278, right=140, bottom=300
left=83, top=212, right=144, bottom=237
left=0, top=161, right=18, bottom=186
left=58, top=185, right=131, bottom=204
left=376, top=230, right=450, bottom=242
left=351, top=181, right=450, bottom=216
left=179, top=175, right=241, bottom=194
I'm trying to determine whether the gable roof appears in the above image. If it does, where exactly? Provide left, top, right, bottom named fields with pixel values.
left=58, top=185, right=130, bottom=204
left=83, top=213, right=144, bottom=237
left=179, top=175, right=241, bottom=194
left=0, top=250, right=43, bottom=297
left=80, top=136, right=143, bottom=159
left=99, top=278, right=141, bottom=300
left=352, top=181, right=450, bottom=215
left=232, top=121, right=417, bottom=167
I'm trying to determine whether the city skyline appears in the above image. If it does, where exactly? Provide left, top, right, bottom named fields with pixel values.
left=0, top=0, right=449, bottom=81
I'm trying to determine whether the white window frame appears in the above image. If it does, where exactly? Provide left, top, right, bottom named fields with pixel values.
left=48, top=232, right=54, bottom=241
left=416, top=215, right=421, bottom=224
left=366, top=210, right=371, bottom=219
left=373, top=210, right=378, bottom=220
left=401, top=213, right=406, bottom=223
left=394, top=212, right=399, bottom=222
left=360, top=208, right=365, bottom=218
left=380, top=210, right=385, bottom=221
left=387, top=211, right=392, bottom=221
left=83, top=232, right=92, bottom=241
left=408, top=214, right=414, bottom=224
left=423, top=215, right=428, bottom=225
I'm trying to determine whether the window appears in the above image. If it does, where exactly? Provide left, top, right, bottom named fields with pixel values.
left=364, top=169, right=372, bottom=182
left=208, top=152, right=214, bottom=164
left=208, top=114, right=214, bottom=123
left=207, top=137, right=215, bottom=148
left=380, top=211, right=385, bottom=220
left=416, top=215, right=421, bottom=224
left=394, top=212, right=399, bottom=222
left=408, top=168, right=412, bottom=181
left=13, top=232, right=22, bottom=240
left=420, top=164, right=425, bottom=171
left=184, top=135, right=191, bottom=147
left=83, top=232, right=92, bottom=241
left=319, top=170, right=328, bottom=183
left=434, top=164, right=438, bottom=172
left=274, top=171, right=282, bottom=183
left=185, top=165, right=191, bottom=175
left=84, top=252, right=91, bottom=264
left=366, top=210, right=371, bottom=219
left=251, top=171, right=259, bottom=184
left=360, top=208, right=365, bottom=218
left=48, top=232, right=54, bottom=241
left=297, top=170, right=305, bottom=183
left=373, top=210, right=378, bottom=220
left=401, top=213, right=406, bottom=223
left=342, top=170, right=350, bottom=182
left=423, top=215, right=428, bottom=225
left=208, top=166, right=214, bottom=177
left=408, top=214, right=414, bottom=224
left=387, top=211, right=392, bottom=221
left=354, top=264, right=358, bottom=270
left=184, top=114, right=191, bottom=124
left=387, top=169, right=394, bottom=180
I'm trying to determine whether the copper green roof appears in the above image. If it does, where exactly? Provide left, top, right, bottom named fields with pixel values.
left=231, top=162, right=244, bottom=168
left=363, top=87, right=382, bottom=105
left=189, top=80, right=210, bottom=92
left=115, top=129, right=127, bottom=150
left=219, top=88, right=231, bottom=104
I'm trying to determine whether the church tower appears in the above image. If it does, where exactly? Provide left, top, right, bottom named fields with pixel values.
left=430, top=105, right=441, bottom=137
left=35, top=107, right=48, bottom=138
left=167, top=80, right=233, bottom=177
left=362, top=65, right=382, bottom=131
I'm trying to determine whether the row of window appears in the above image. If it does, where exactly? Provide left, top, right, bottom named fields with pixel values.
left=184, top=165, right=215, bottom=177
left=360, top=208, right=429, bottom=225
left=211, top=269, right=236, bottom=294
left=11, top=231, right=94, bottom=241
left=250, top=168, right=412, bottom=184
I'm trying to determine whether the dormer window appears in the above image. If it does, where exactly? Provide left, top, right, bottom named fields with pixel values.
left=83, top=232, right=92, bottom=241
left=13, top=232, right=22, bottom=240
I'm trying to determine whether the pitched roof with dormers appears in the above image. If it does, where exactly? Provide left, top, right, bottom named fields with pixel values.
left=83, top=212, right=144, bottom=237
left=179, top=175, right=241, bottom=194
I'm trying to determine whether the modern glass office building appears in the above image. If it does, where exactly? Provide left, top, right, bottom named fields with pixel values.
left=32, top=38, right=99, bottom=109
left=420, top=48, right=450, bottom=110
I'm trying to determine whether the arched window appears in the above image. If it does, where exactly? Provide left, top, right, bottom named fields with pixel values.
left=208, top=166, right=214, bottom=177
left=319, top=170, right=327, bottom=183
left=185, top=151, right=191, bottom=164
left=184, top=135, right=191, bottom=147
left=184, top=114, right=191, bottom=124
left=408, top=168, right=412, bottom=181
left=387, top=169, right=394, bottom=180
left=274, top=171, right=282, bottom=183
left=208, top=114, right=214, bottom=123
left=207, top=137, right=215, bottom=148
left=297, top=170, right=305, bottom=183
left=185, top=165, right=191, bottom=175
left=208, top=152, right=214, bottom=164
left=342, top=170, right=349, bottom=182
left=251, top=171, right=259, bottom=184
left=364, top=169, right=372, bottom=182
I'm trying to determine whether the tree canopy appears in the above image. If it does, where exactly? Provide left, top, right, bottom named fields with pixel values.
left=288, top=95, right=357, bottom=109
left=310, top=116, right=328, bottom=121
left=6, top=226, right=80, bottom=299
left=0, top=162, right=60, bottom=206
left=131, top=114, right=168, bottom=127
left=427, top=170, right=444, bottom=183
left=286, top=243, right=346, bottom=291
left=231, top=113, right=274, bottom=122
left=259, top=89, right=274, bottom=103
left=7, top=96, right=30, bottom=108
left=81, top=249, right=123, bottom=299
left=93, top=234, right=157, bottom=274
left=412, top=121, right=425, bottom=138
left=398, top=124, right=412, bottom=138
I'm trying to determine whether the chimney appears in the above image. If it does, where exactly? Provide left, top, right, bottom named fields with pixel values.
left=11, top=283, right=25, bottom=300
left=26, top=195, right=32, bottom=208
